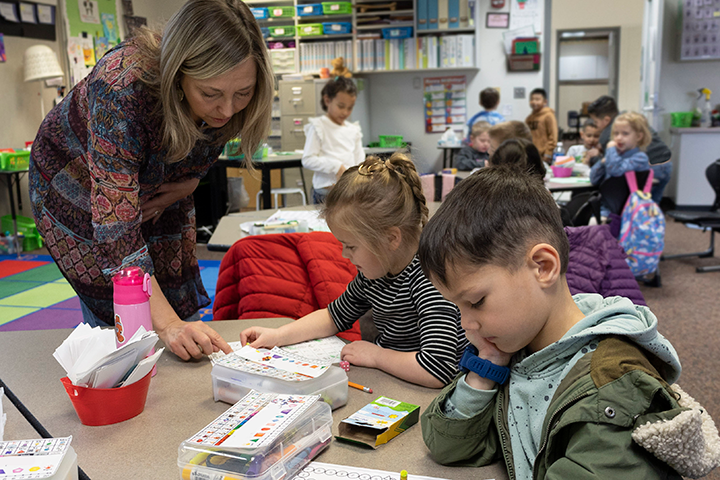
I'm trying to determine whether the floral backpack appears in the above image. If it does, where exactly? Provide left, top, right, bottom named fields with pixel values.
left=619, top=170, right=665, bottom=276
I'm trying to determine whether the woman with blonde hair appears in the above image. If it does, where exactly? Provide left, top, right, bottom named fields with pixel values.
left=29, top=0, right=273, bottom=360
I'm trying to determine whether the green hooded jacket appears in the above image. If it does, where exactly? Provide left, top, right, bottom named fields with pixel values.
left=422, top=337, right=720, bottom=479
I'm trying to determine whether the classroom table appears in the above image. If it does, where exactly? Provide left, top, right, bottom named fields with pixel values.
left=0, top=319, right=508, bottom=480
left=217, top=148, right=401, bottom=211
left=207, top=203, right=443, bottom=252
left=437, top=146, right=463, bottom=169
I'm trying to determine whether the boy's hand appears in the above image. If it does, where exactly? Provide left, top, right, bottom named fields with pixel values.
left=339, top=340, right=382, bottom=368
left=586, top=147, right=599, bottom=159
left=240, top=326, right=284, bottom=348
left=466, top=330, right=513, bottom=367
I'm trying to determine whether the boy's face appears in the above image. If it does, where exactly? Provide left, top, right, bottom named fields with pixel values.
left=435, top=258, right=549, bottom=356
left=580, top=126, right=600, bottom=149
left=529, top=93, right=546, bottom=113
left=588, top=114, right=612, bottom=132
left=471, top=132, right=491, bottom=153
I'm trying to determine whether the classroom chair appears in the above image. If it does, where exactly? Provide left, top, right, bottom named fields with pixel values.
left=598, top=171, right=661, bottom=287
left=560, top=191, right=601, bottom=227
left=256, top=187, right=307, bottom=211
left=662, top=159, right=720, bottom=273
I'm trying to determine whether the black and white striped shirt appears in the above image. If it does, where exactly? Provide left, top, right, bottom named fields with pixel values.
left=327, top=255, right=468, bottom=384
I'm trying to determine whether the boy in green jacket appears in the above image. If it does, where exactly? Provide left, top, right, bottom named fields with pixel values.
left=418, top=165, right=720, bottom=480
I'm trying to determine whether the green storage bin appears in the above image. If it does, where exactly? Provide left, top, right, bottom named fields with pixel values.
left=321, top=2, right=352, bottom=14
left=379, top=135, right=404, bottom=148
left=670, top=112, right=693, bottom=128
left=268, top=25, right=295, bottom=37
left=0, top=151, right=30, bottom=171
left=298, top=23, right=323, bottom=36
left=268, top=5, right=294, bottom=17
left=0, top=214, right=43, bottom=251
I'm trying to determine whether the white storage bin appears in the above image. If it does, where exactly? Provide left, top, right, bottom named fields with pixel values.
left=212, top=363, right=348, bottom=410
left=178, top=392, right=332, bottom=480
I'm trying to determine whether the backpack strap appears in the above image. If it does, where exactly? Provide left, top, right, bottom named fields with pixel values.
left=624, top=169, right=654, bottom=194
left=642, top=169, right=654, bottom=194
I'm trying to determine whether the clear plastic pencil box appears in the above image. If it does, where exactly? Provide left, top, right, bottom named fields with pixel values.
left=178, top=395, right=332, bottom=480
left=212, top=362, right=348, bottom=410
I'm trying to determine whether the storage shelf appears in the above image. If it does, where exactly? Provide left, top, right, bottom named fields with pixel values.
left=296, top=14, right=353, bottom=20
left=297, top=33, right=354, bottom=39
left=418, top=27, right=475, bottom=34
left=356, top=22, right=414, bottom=30
left=248, top=0, right=294, bottom=4
left=356, top=9, right=413, bottom=16
left=259, top=17, right=297, bottom=23
left=356, top=66, right=479, bottom=74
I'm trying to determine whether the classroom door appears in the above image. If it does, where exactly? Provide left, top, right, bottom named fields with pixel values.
left=640, top=0, right=664, bottom=131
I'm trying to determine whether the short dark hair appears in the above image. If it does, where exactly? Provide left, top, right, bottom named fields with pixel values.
left=587, top=95, right=618, bottom=118
left=479, top=88, right=500, bottom=110
left=320, top=77, right=358, bottom=111
left=582, top=119, right=598, bottom=130
left=491, top=138, right=546, bottom=180
left=530, top=88, right=547, bottom=100
left=418, top=165, right=569, bottom=287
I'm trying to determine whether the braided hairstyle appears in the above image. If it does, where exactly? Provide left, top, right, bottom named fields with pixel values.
left=322, top=152, right=429, bottom=271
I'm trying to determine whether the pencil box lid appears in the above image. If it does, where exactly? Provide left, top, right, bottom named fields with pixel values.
left=178, top=391, right=332, bottom=480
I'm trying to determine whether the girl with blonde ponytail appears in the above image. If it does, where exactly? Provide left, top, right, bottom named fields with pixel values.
left=241, top=152, right=469, bottom=388
left=30, top=0, right=273, bottom=361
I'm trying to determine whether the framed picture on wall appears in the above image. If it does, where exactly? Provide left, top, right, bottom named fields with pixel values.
left=486, top=12, right=510, bottom=29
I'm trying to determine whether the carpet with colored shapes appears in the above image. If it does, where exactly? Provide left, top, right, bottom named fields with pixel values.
left=0, top=254, right=221, bottom=332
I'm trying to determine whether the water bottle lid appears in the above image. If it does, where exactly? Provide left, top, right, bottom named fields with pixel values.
left=113, top=267, right=152, bottom=305
left=112, top=266, right=145, bottom=286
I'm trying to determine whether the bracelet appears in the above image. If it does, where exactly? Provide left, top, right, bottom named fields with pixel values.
left=459, top=345, right=510, bottom=385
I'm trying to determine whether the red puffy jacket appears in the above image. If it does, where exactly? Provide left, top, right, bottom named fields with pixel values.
left=213, top=232, right=362, bottom=341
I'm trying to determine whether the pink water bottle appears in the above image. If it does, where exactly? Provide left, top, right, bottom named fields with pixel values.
left=112, top=267, right=156, bottom=375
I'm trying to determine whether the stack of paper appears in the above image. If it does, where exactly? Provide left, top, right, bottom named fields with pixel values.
left=53, top=324, right=163, bottom=388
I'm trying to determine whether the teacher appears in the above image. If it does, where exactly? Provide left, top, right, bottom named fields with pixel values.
left=29, top=0, right=273, bottom=360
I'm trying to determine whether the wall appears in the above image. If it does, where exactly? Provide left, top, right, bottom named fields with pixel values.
left=0, top=0, right=61, bottom=218
left=366, top=0, right=546, bottom=173
left=658, top=0, right=720, bottom=135
left=550, top=0, right=645, bottom=123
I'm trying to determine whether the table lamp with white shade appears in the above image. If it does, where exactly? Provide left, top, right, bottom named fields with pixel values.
left=24, top=45, right=64, bottom=119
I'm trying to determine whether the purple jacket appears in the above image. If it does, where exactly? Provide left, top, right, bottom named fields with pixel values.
left=565, top=224, right=646, bottom=306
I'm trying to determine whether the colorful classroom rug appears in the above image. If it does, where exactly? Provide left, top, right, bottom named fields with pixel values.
left=0, top=254, right=221, bottom=332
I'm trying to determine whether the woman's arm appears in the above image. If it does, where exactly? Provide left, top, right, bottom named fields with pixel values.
left=150, top=276, right=231, bottom=360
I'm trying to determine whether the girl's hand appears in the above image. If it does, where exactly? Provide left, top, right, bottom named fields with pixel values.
left=141, top=178, right=200, bottom=224
left=158, top=319, right=232, bottom=360
left=606, top=141, right=616, bottom=149
left=240, top=326, right=284, bottom=348
left=340, top=340, right=383, bottom=368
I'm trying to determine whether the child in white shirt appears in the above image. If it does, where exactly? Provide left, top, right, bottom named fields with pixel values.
left=302, top=77, right=365, bottom=204
left=566, top=119, right=601, bottom=165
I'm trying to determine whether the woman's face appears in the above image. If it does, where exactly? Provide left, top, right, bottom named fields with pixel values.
left=180, top=58, right=257, bottom=128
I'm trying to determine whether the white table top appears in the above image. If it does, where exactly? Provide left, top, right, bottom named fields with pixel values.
left=0, top=319, right=507, bottom=480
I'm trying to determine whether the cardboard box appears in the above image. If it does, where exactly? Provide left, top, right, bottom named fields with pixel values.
left=336, top=396, right=419, bottom=449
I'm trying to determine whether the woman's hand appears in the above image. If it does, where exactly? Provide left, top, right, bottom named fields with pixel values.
left=157, top=319, right=232, bottom=360
left=339, top=340, right=383, bottom=368
left=141, top=178, right=200, bottom=224
left=240, top=326, right=284, bottom=348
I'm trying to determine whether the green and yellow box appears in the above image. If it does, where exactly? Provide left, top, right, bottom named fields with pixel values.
left=336, top=396, right=419, bottom=449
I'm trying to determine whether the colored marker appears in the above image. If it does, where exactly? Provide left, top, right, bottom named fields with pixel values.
left=400, top=470, right=408, bottom=480
left=348, top=381, right=373, bottom=394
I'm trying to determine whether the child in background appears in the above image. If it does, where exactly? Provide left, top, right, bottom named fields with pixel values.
left=588, top=95, right=672, bottom=204
left=566, top=119, right=600, bottom=165
left=465, top=88, right=505, bottom=143
left=525, top=88, right=558, bottom=163
left=241, top=153, right=469, bottom=388
left=455, top=121, right=491, bottom=171
left=488, top=138, right=546, bottom=180
left=487, top=121, right=532, bottom=156
left=302, top=76, right=365, bottom=204
left=590, top=112, right=651, bottom=217
left=419, top=165, right=718, bottom=480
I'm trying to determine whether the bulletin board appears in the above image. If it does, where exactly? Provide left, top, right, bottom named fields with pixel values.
left=424, top=75, right=467, bottom=134
left=0, top=1, right=56, bottom=40
left=64, top=0, right=120, bottom=39
left=680, top=0, right=720, bottom=61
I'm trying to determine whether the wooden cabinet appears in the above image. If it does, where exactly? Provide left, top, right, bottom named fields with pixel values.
left=226, top=167, right=282, bottom=210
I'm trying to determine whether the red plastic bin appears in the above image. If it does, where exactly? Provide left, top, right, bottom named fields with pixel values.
left=61, top=371, right=152, bottom=426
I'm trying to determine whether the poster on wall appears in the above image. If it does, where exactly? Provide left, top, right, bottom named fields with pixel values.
left=423, top=76, right=467, bottom=134
left=78, top=0, right=100, bottom=23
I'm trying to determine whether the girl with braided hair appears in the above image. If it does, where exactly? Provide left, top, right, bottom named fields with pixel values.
left=241, top=152, right=468, bottom=388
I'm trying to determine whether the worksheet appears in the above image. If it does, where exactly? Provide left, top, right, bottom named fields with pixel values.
left=0, top=437, right=72, bottom=479
left=290, top=462, right=456, bottom=480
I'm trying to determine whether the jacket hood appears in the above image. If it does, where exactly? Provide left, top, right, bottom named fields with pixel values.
left=516, top=293, right=681, bottom=384
left=528, top=106, right=555, bottom=118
